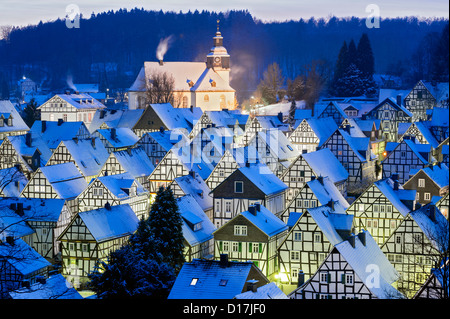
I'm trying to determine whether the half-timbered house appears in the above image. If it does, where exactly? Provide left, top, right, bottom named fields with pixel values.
left=288, top=117, right=337, bottom=154
left=0, top=238, right=50, bottom=298
left=239, top=114, right=288, bottom=147
left=365, top=97, right=412, bottom=142
left=0, top=100, right=29, bottom=141
left=58, top=203, right=139, bottom=289
left=382, top=139, right=433, bottom=184
left=277, top=203, right=353, bottom=293
left=88, top=108, right=145, bottom=135
left=413, top=262, right=449, bottom=299
left=316, top=101, right=348, bottom=126
left=0, top=167, right=28, bottom=197
left=37, top=93, right=106, bottom=126
left=348, top=175, right=416, bottom=246
left=76, top=172, right=149, bottom=220
left=45, top=138, right=109, bottom=183
left=20, top=162, right=88, bottom=215
left=320, top=127, right=376, bottom=186
left=381, top=204, right=449, bottom=298
left=177, top=194, right=216, bottom=262
left=211, top=163, right=287, bottom=228
left=403, top=163, right=449, bottom=205
left=214, top=203, right=288, bottom=279
left=289, top=230, right=404, bottom=299
left=403, top=80, right=449, bottom=121
left=189, top=109, right=247, bottom=141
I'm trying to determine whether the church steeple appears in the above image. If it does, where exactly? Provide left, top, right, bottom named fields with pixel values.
left=206, top=20, right=230, bottom=73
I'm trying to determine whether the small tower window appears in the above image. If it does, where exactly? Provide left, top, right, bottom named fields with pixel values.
left=204, top=95, right=209, bottom=102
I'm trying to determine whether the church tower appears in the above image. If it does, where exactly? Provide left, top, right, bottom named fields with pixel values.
left=206, top=20, right=231, bottom=83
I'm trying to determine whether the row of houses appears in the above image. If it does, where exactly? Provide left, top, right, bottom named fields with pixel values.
left=0, top=78, right=448, bottom=299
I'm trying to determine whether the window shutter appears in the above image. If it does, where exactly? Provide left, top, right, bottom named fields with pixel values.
left=249, top=243, right=252, bottom=253
left=238, top=242, right=242, bottom=253
left=259, top=243, right=262, bottom=253
left=219, top=241, right=223, bottom=252
left=315, top=293, right=319, bottom=299
left=327, top=273, right=331, bottom=283
left=328, top=295, right=332, bottom=299
left=341, top=274, right=345, bottom=284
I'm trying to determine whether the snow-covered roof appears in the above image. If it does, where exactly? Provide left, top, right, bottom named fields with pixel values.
left=97, top=172, right=147, bottom=199
left=0, top=197, right=65, bottom=223
left=150, top=103, right=197, bottom=132
left=60, top=138, right=109, bottom=177
left=306, top=117, right=339, bottom=147
left=177, top=194, right=216, bottom=247
left=422, top=81, right=449, bottom=103
left=302, top=148, right=348, bottom=184
left=411, top=163, right=449, bottom=189
left=239, top=204, right=288, bottom=237
left=30, top=120, right=89, bottom=150
left=168, top=258, right=259, bottom=299
left=173, top=172, right=212, bottom=211
left=234, top=282, right=288, bottom=299
left=306, top=176, right=349, bottom=213
left=78, top=204, right=139, bottom=243
left=113, top=147, right=155, bottom=178
left=339, top=129, right=372, bottom=162
left=8, top=274, right=83, bottom=299
left=0, top=100, right=29, bottom=133
left=429, top=107, right=449, bottom=127
left=256, top=128, right=300, bottom=161
left=307, top=205, right=353, bottom=246
left=8, top=133, right=52, bottom=166
left=334, top=230, right=404, bottom=299
left=378, top=88, right=410, bottom=105
left=403, top=139, right=432, bottom=164
left=38, top=162, right=88, bottom=199
left=237, top=164, right=288, bottom=196
left=0, top=207, right=35, bottom=239
left=374, top=177, right=416, bottom=217
left=88, top=108, right=145, bottom=133
left=39, top=93, right=106, bottom=110
left=191, top=67, right=235, bottom=92
left=145, top=128, right=190, bottom=152
left=96, top=127, right=139, bottom=149
left=0, top=167, right=27, bottom=197
left=0, top=238, right=50, bottom=276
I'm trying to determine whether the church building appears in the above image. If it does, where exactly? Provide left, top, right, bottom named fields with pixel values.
left=128, top=23, right=236, bottom=111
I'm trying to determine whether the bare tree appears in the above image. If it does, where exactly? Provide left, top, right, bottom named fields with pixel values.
left=145, top=71, right=176, bottom=105
left=256, top=62, right=285, bottom=105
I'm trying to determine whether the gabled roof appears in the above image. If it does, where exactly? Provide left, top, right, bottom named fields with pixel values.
left=30, top=120, right=89, bottom=150
left=306, top=177, right=349, bottom=213
left=238, top=204, right=288, bottom=237
left=177, top=194, right=216, bottom=247
left=0, top=197, right=65, bottom=223
left=256, top=128, right=300, bottom=161
left=0, top=100, right=29, bottom=133
left=173, top=172, right=212, bottom=211
left=374, top=177, right=416, bottom=216
left=97, top=172, right=147, bottom=199
left=338, top=129, right=372, bottom=162
left=38, top=162, right=88, bottom=199
left=0, top=238, right=50, bottom=276
left=237, top=164, right=288, bottom=196
left=145, top=128, right=190, bottom=152
left=8, top=274, right=83, bottom=299
left=307, top=117, right=339, bottom=147
left=38, top=93, right=106, bottom=110
left=0, top=167, right=28, bottom=197
left=78, top=204, right=139, bottom=243
left=60, top=138, right=109, bottom=177
left=234, top=282, right=288, bottom=299
left=0, top=207, right=35, bottom=238
left=191, top=67, right=235, bottom=92
left=88, top=108, right=145, bottom=133
left=8, top=133, right=52, bottom=166
left=113, top=147, right=155, bottom=178
left=302, top=148, right=348, bottom=184
left=307, top=205, right=353, bottom=246
left=168, top=258, right=265, bottom=299
left=368, top=97, right=413, bottom=117
left=334, top=230, right=404, bottom=299
left=150, top=103, right=197, bottom=132
left=408, top=163, right=449, bottom=189
left=96, top=127, right=139, bottom=149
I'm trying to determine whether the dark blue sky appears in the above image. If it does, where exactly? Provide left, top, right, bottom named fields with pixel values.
left=1, top=0, right=448, bottom=27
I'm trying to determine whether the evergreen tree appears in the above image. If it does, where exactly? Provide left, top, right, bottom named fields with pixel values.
left=22, top=98, right=40, bottom=128
left=432, top=22, right=449, bottom=82
left=147, top=186, right=185, bottom=273
left=333, top=63, right=366, bottom=97
left=347, top=39, right=357, bottom=65
left=356, top=33, right=375, bottom=78
left=288, top=99, right=296, bottom=125
left=331, top=41, right=349, bottom=95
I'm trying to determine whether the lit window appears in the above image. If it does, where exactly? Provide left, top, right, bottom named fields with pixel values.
left=190, top=278, right=198, bottom=286
left=424, top=193, right=431, bottom=200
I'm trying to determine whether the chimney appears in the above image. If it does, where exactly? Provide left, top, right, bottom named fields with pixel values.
left=160, top=126, right=164, bottom=133
left=317, top=176, right=324, bottom=185
left=302, top=149, right=308, bottom=154
left=16, top=202, right=24, bottom=216
left=311, top=175, right=316, bottom=181
left=357, top=231, right=366, bottom=246
left=72, top=137, right=78, bottom=144
left=397, top=95, right=402, bottom=106
left=25, top=132, right=32, bottom=147
left=159, top=60, right=164, bottom=66
left=15, top=180, right=20, bottom=192
left=91, top=138, right=96, bottom=148
left=327, top=200, right=335, bottom=211
left=246, top=280, right=258, bottom=293
left=219, top=254, right=229, bottom=267
left=428, top=205, right=436, bottom=222
left=190, top=105, right=194, bottom=113
left=361, top=113, right=367, bottom=120
left=9, top=203, right=17, bottom=211
left=189, top=170, right=196, bottom=179
left=255, top=202, right=261, bottom=212
left=105, top=202, right=111, bottom=210
left=248, top=204, right=257, bottom=216
left=277, top=112, right=283, bottom=123
left=58, top=118, right=64, bottom=126
left=6, top=236, right=14, bottom=245
left=111, top=128, right=117, bottom=140
left=99, top=110, right=106, bottom=119
left=36, top=276, right=47, bottom=285
left=415, top=203, right=422, bottom=210
left=297, top=270, right=305, bottom=287
left=41, top=120, right=47, bottom=133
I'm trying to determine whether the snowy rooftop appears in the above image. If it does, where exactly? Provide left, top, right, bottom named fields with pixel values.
left=177, top=194, right=216, bottom=247
left=113, top=147, right=155, bottom=178
left=0, top=100, right=29, bottom=133
left=97, top=172, right=147, bottom=199
left=30, top=120, right=89, bottom=150
left=374, top=177, right=416, bottom=216
left=234, top=282, right=288, bottom=299
left=88, top=108, right=145, bottom=133
left=78, top=204, right=139, bottom=243
left=239, top=204, right=288, bottom=237
left=96, top=127, right=139, bottom=148
left=306, top=176, right=349, bottom=213
left=237, top=164, right=288, bottom=196
left=8, top=133, right=53, bottom=166
left=302, top=148, right=348, bottom=183
left=39, top=162, right=88, bottom=199
left=0, top=197, right=65, bottom=223
left=173, top=172, right=212, bottom=211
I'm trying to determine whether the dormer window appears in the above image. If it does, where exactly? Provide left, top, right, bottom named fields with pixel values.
left=7, top=118, right=12, bottom=126
left=187, top=80, right=194, bottom=88
left=0, top=118, right=3, bottom=126
left=210, top=80, right=216, bottom=87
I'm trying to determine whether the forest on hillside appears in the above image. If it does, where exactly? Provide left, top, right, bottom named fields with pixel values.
left=0, top=8, right=448, bottom=101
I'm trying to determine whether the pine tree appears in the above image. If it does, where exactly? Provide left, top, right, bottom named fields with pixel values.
left=356, top=33, right=375, bottom=78
left=147, top=186, right=185, bottom=273
left=331, top=41, right=349, bottom=95
left=288, top=99, right=296, bottom=126
left=22, top=98, right=40, bottom=127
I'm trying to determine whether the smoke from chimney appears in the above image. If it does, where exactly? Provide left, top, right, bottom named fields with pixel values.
left=66, top=74, right=77, bottom=92
left=156, top=35, right=174, bottom=62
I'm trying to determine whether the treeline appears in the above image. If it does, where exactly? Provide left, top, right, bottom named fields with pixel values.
left=0, top=8, right=447, bottom=99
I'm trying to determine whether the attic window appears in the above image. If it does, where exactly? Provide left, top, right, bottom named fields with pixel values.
left=188, top=80, right=194, bottom=87
left=7, top=118, right=12, bottom=126
left=287, top=145, right=293, bottom=151
left=190, top=278, right=199, bottom=286
left=0, top=119, right=3, bottom=126
left=210, top=80, right=216, bottom=87
left=219, top=279, right=228, bottom=286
